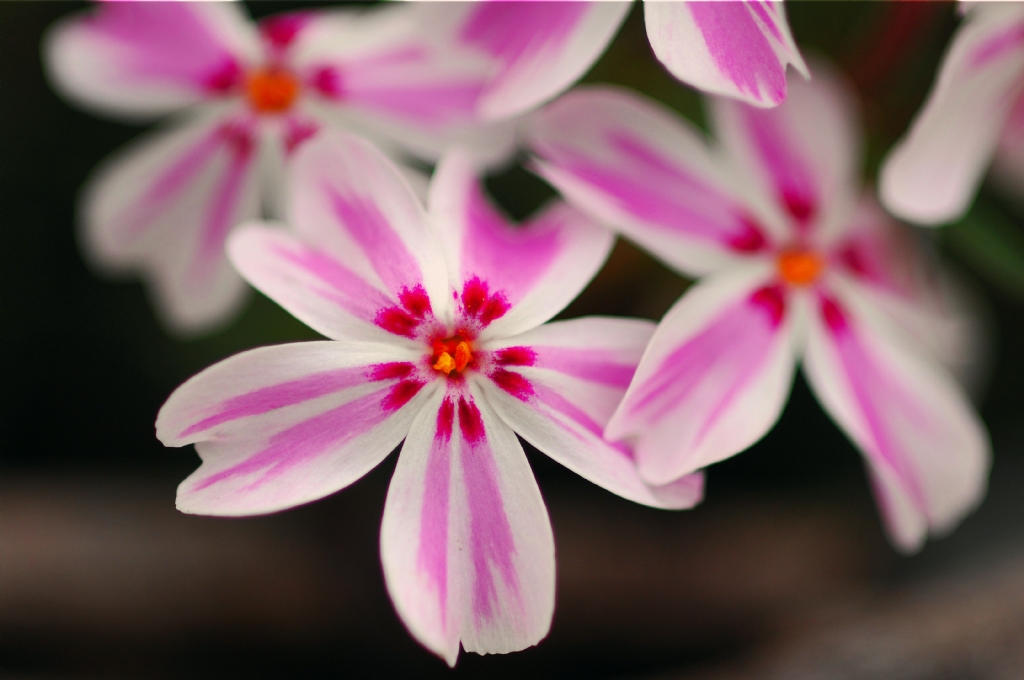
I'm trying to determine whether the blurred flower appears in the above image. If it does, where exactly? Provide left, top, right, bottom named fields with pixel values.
left=156, top=132, right=703, bottom=664
left=528, top=65, right=990, bottom=552
left=644, top=0, right=808, bottom=107
left=44, top=3, right=487, bottom=334
left=880, top=3, right=1024, bottom=225
left=44, top=2, right=627, bottom=335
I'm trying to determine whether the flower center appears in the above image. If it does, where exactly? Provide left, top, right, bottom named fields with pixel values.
left=432, top=336, right=474, bottom=377
left=777, top=248, right=824, bottom=286
left=246, top=67, right=299, bottom=113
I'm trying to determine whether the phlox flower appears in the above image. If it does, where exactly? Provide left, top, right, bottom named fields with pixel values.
left=881, top=3, right=1024, bottom=225
left=528, top=65, right=990, bottom=552
left=44, top=1, right=625, bottom=335
left=156, top=131, right=703, bottom=663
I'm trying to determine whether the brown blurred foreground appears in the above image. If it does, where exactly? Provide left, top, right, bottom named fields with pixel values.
left=2, top=456, right=1022, bottom=679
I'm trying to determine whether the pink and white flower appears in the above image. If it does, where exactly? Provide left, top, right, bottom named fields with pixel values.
left=528, top=66, right=990, bottom=552
left=44, top=2, right=501, bottom=334
left=156, top=131, right=703, bottom=663
left=880, top=3, right=1024, bottom=225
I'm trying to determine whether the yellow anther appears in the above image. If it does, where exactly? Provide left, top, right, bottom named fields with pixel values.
left=433, top=352, right=456, bottom=375
left=246, top=68, right=299, bottom=114
left=454, top=341, right=472, bottom=373
left=777, top=249, right=824, bottom=286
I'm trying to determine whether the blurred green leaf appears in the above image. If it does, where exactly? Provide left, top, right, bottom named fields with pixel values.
left=945, top=201, right=1024, bottom=298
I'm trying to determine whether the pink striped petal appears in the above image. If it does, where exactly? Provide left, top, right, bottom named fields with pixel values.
left=290, top=132, right=449, bottom=302
left=824, top=196, right=986, bottom=389
left=292, top=6, right=490, bottom=131
left=479, top=317, right=704, bottom=510
left=44, top=2, right=260, bottom=120
left=230, top=131, right=450, bottom=340
left=606, top=266, right=797, bottom=486
left=710, top=62, right=861, bottom=241
left=228, top=225, right=417, bottom=343
left=644, top=0, right=808, bottom=108
left=802, top=293, right=990, bottom=552
left=453, top=1, right=630, bottom=120
left=528, top=86, right=777, bottom=278
left=381, top=387, right=554, bottom=666
left=880, top=4, right=1024, bottom=225
left=80, top=112, right=262, bottom=335
left=430, top=149, right=615, bottom=339
left=157, top=341, right=434, bottom=516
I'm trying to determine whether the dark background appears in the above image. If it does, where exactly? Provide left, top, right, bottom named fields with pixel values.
left=3, top=3, right=1024, bottom=678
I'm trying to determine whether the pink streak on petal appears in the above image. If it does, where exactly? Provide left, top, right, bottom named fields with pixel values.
left=688, top=2, right=786, bottom=106
left=382, top=379, right=427, bottom=412
left=284, top=117, right=319, bottom=155
left=194, top=386, right=395, bottom=492
left=746, top=1, right=783, bottom=42
left=194, top=123, right=257, bottom=274
left=259, top=13, right=310, bottom=53
left=533, top=347, right=636, bottom=388
left=457, top=396, right=520, bottom=623
left=550, top=131, right=769, bottom=252
left=271, top=243, right=393, bottom=320
left=113, top=124, right=226, bottom=239
left=327, top=188, right=422, bottom=295
left=631, top=286, right=786, bottom=437
left=417, top=397, right=455, bottom=628
left=374, top=284, right=435, bottom=339
left=738, top=106, right=819, bottom=229
left=534, top=384, right=634, bottom=460
left=970, top=23, right=1024, bottom=69
left=458, top=2, right=586, bottom=71
left=180, top=365, right=371, bottom=438
left=344, top=83, right=483, bottom=124
left=460, top=277, right=510, bottom=328
left=818, top=295, right=930, bottom=510
left=490, top=369, right=534, bottom=402
left=89, top=3, right=245, bottom=93
left=310, top=66, right=345, bottom=99
left=461, top=183, right=562, bottom=303
left=493, top=347, right=537, bottom=367
left=336, top=47, right=482, bottom=124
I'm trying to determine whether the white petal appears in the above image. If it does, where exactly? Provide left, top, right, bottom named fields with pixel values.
left=80, top=110, right=262, bottom=336
left=644, top=0, right=808, bottom=108
left=879, top=3, right=1024, bottom=225
left=429, top=148, right=615, bottom=340
left=158, top=341, right=435, bottom=516
left=381, top=386, right=554, bottom=665
left=606, top=264, right=797, bottom=486
left=802, top=291, right=991, bottom=552
left=479, top=317, right=704, bottom=510
left=528, top=85, right=775, bottom=278
left=43, top=2, right=260, bottom=121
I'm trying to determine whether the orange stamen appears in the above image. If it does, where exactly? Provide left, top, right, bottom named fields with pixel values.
left=246, top=67, right=299, bottom=114
left=433, top=352, right=457, bottom=375
left=431, top=336, right=474, bottom=376
left=777, top=249, right=824, bottom=286
left=454, top=341, right=472, bottom=373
